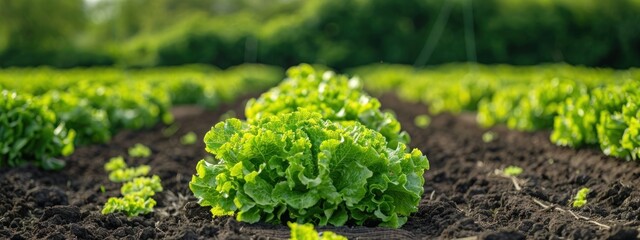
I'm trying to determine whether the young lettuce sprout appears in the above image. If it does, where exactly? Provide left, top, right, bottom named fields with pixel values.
left=414, top=114, right=431, bottom=129
left=503, top=166, right=523, bottom=177
left=109, top=165, right=150, bottom=182
left=128, top=143, right=151, bottom=158
left=104, top=156, right=127, bottom=172
left=102, top=157, right=162, bottom=217
left=482, top=131, right=498, bottom=143
left=572, top=187, right=590, bottom=208
left=289, top=222, right=347, bottom=240
left=102, top=195, right=157, bottom=217
left=180, top=132, right=197, bottom=145
left=105, top=156, right=151, bottom=182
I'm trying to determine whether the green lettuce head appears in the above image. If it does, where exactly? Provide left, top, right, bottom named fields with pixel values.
left=190, top=110, right=428, bottom=228
left=245, top=64, right=409, bottom=149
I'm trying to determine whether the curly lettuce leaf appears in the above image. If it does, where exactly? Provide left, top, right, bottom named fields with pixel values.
left=190, top=111, right=428, bottom=228
left=288, top=222, right=347, bottom=240
left=245, top=64, right=408, bottom=149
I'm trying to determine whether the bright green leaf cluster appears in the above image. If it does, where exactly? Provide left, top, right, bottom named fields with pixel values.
left=102, top=194, right=158, bottom=217
left=181, top=132, right=197, bottom=145
left=39, top=91, right=112, bottom=145
left=128, top=143, right=151, bottom=158
left=0, top=90, right=75, bottom=170
left=0, top=64, right=283, bottom=170
left=478, top=80, right=588, bottom=131
left=109, top=165, right=151, bottom=182
left=572, top=187, right=589, bottom=208
left=482, top=131, right=498, bottom=143
left=191, top=110, right=428, bottom=228
left=105, top=155, right=151, bottom=182
left=354, top=63, right=639, bottom=160
left=414, top=114, right=431, bottom=129
left=102, top=158, right=162, bottom=217
left=104, top=156, right=127, bottom=172
left=121, top=175, right=163, bottom=198
left=553, top=82, right=640, bottom=160
left=289, top=222, right=347, bottom=240
left=503, top=166, right=523, bottom=177
left=246, top=64, right=408, bottom=149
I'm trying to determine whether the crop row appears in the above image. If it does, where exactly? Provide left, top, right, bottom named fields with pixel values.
left=0, top=64, right=283, bottom=169
left=190, top=64, right=429, bottom=228
left=352, top=64, right=640, bottom=160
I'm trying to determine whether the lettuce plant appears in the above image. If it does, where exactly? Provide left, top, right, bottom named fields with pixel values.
left=40, top=91, right=112, bottom=145
left=102, top=194, right=157, bottom=217
left=181, top=132, right=197, bottom=145
left=503, top=166, right=523, bottom=176
left=0, top=90, right=75, bottom=170
left=289, top=222, right=347, bottom=240
left=190, top=111, right=429, bottom=228
left=245, top=64, right=408, bottom=149
left=121, top=175, right=163, bottom=198
left=104, top=156, right=127, bottom=172
left=105, top=155, right=151, bottom=182
left=109, top=165, right=150, bottom=182
left=128, top=143, right=151, bottom=158
left=572, top=187, right=589, bottom=208
left=103, top=158, right=163, bottom=217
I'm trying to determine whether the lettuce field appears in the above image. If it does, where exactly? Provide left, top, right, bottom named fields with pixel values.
left=1, top=63, right=640, bottom=239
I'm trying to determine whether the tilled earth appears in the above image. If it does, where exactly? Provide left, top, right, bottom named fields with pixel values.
left=1, top=94, right=639, bottom=240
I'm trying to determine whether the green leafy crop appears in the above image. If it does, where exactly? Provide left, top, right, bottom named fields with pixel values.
left=0, top=90, right=75, bottom=170
left=105, top=155, right=151, bottom=182
left=103, top=158, right=163, bottom=217
left=121, top=175, right=163, bottom=198
left=181, top=132, right=197, bottom=145
left=552, top=82, right=640, bottom=160
left=128, top=143, right=152, bottom=158
left=109, top=165, right=150, bottom=182
left=104, top=156, right=127, bottom=172
left=289, top=222, right=347, bottom=240
left=102, top=194, right=158, bottom=217
left=503, top=166, right=523, bottom=176
left=482, top=131, right=498, bottom=143
left=414, top=115, right=431, bottom=129
left=572, top=187, right=589, bottom=208
left=190, top=111, right=429, bottom=228
left=245, top=64, right=409, bottom=149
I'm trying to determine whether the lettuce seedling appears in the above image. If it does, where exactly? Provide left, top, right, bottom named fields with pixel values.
left=181, top=132, right=197, bottom=145
left=572, top=187, right=589, bottom=208
left=414, top=115, right=431, bottom=129
left=109, top=165, right=151, bottom=182
left=102, top=160, right=162, bottom=217
left=503, top=166, right=523, bottom=177
left=104, top=156, right=151, bottom=182
left=102, top=195, right=157, bottom=217
left=289, top=222, right=347, bottom=240
left=105, top=156, right=127, bottom=172
left=129, top=143, right=152, bottom=158
left=482, top=131, right=498, bottom=143
left=190, top=111, right=429, bottom=228
left=121, top=175, right=163, bottom=198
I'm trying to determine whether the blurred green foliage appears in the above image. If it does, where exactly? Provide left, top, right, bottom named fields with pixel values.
left=1, top=0, right=639, bottom=68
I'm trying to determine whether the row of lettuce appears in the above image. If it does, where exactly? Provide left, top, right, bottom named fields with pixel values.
left=189, top=64, right=429, bottom=229
left=351, top=64, right=640, bottom=160
left=0, top=64, right=284, bottom=169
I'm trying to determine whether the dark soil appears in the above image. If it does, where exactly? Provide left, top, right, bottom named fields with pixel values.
left=1, top=94, right=639, bottom=240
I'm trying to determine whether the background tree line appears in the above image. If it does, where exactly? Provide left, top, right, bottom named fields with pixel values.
left=0, top=0, right=638, bottom=69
